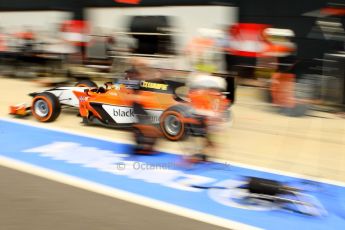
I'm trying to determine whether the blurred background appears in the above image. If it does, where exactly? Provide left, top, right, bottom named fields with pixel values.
left=0, top=0, right=344, bottom=108
left=0, top=1, right=345, bottom=229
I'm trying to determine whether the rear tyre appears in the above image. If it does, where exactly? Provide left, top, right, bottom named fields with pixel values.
left=160, top=106, right=190, bottom=141
left=31, top=92, right=61, bottom=122
left=75, top=80, right=97, bottom=88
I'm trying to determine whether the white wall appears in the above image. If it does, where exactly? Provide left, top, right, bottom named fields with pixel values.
left=87, top=6, right=237, bottom=70
left=0, top=11, right=71, bottom=32
left=87, top=6, right=237, bottom=49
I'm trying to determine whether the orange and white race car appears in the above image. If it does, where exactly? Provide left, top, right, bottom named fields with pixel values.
left=10, top=78, right=231, bottom=141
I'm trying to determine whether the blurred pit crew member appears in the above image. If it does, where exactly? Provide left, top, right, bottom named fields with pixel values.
left=184, top=72, right=228, bottom=163
left=124, top=57, right=163, bottom=154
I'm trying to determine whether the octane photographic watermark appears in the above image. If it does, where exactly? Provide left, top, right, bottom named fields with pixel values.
left=115, top=160, right=232, bottom=171
left=116, top=161, right=180, bottom=171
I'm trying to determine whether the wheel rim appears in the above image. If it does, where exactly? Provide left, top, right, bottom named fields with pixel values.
left=34, top=99, right=49, bottom=117
left=164, top=114, right=182, bottom=136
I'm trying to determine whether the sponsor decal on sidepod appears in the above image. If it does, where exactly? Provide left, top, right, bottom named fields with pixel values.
left=113, top=108, right=135, bottom=117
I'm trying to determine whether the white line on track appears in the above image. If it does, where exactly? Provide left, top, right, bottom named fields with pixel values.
left=1, top=117, right=345, bottom=187
left=0, top=156, right=261, bottom=230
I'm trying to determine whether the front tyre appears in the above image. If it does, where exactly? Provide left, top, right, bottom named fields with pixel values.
left=31, top=92, right=61, bottom=122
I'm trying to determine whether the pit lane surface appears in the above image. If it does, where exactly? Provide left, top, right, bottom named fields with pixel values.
left=1, top=77, right=345, bottom=230
left=0, top=166, right=227, bottom=230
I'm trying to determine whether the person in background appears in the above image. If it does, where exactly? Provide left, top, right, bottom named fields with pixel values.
left=0, top=27, right=7, bottom=52
left=15, top=27, right=36, bottom=53
left=185, top=28, right=224, bottom=73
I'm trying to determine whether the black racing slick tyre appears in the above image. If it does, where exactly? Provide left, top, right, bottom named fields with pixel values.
left=75, top=80, right=98, bottom=88
left=31, top=92, right=61, bottom=122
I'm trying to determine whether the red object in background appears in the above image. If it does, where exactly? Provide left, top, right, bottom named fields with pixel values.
left=321, top=7, right=345, bottom=16
left=14, top=31, right=35, bottom=40
left=115, top=0, right=141, bottom=4
left=226, top=23, right=270, bottom=57
left=61, top=20, right=89, bottom=46
left=0, top=34, right=7, bottom=51
left=226, top=23, right=295, bottom=58
left=61, top=20, right=89, bottom=34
